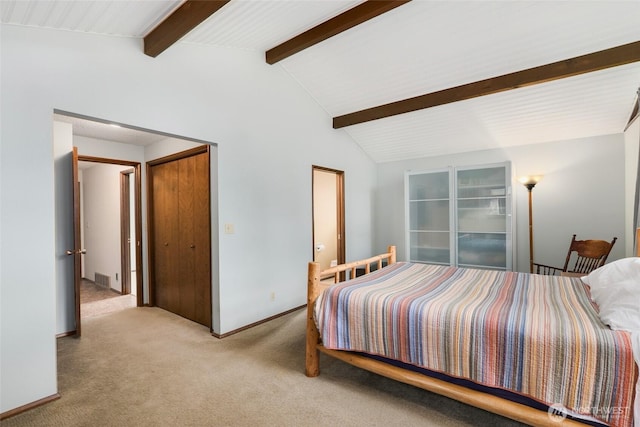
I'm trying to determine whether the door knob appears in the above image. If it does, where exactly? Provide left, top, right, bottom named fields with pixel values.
left=66, top=249, right=86, bottom=255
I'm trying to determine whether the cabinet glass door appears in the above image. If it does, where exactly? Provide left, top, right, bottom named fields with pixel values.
left=456, top=166, right=508, bottom=269
left=407, top=171, right=450, bottom=264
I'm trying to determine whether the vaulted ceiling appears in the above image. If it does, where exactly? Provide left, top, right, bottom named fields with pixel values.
left=3, top=0, right=640, bottom=162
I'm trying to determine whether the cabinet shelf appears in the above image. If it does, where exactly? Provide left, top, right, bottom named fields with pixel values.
left=457, top=208, right=506, bottom=212
left=410, top=198, right=450, bottom=202
left=457, top=196, right=506, bottom=201
left=458, top=230, right=506, bottom=235
left=458, top=183, right=505, bottom=190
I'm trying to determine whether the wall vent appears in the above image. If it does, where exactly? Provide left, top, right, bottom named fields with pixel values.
left=95, top=272, right=110, bottom=288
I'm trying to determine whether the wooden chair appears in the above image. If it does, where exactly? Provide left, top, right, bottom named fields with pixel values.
left=533, top=234, right=617, bottom=275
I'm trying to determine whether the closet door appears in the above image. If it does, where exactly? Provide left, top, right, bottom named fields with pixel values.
left=149, top=147, right=211, bottom=328
left=176, top=153, right=211, bottom=327
left=152, top=161, right=180, bottom=314
left=177, top=155, right=196, bottom=322
left=192, top=152, right=211, bottom=326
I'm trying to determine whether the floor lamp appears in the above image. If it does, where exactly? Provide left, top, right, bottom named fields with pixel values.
left=519, top=176, right=543, bottom=273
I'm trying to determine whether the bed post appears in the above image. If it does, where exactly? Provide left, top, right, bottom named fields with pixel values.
left=388, top=245, right=396, bottom=264
left=306, top=261, right=321, bottom=377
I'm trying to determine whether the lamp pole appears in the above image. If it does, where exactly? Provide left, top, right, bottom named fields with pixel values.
left=519, top=176, right=542, bottom=274
left=525, top=183, right=535, bottom=273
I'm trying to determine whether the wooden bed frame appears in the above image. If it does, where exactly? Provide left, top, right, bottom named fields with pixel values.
left=306, top=245, right=594, bottom=427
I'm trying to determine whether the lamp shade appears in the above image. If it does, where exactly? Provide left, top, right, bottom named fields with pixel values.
left=518, top=175, right=542, bottom=191
left=518, top=175, right=543, bottom=186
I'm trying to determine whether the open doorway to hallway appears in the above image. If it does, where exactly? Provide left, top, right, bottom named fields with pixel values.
left=77, top=159, right=140, bottom=319
left=312, top=166, right=345, bottom=280
left=54, top=110, right=219, bottom=335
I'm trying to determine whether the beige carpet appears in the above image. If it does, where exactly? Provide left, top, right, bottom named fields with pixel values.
left=3, top=307, right=527, bottom=426
left=80, top=279, right=121, bottom=304
left=81, top=295, right=137, bottom=318
left=80, top=278, right=136, bottom=319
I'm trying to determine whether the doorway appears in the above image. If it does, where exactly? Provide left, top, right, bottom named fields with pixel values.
left=54, top=111, right=220, bottom=336
left=312, top=166, right=345, bottom=272
left=77, top=156, right=142, bottom=323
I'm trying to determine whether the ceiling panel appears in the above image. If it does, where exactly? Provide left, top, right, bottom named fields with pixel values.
left=0, top=0, right=182, bottom=36
left=345, top=63, right=640, bottom=162
left=281, top=1, right=640, bottom=115
left=183, top=0, right=361, bottom=51
left=3, top=0, right=640, bottom=162
left=54, top=113, right=170, bottom=146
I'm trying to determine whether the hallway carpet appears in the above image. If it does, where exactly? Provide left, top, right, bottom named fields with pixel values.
left=80, top=279, right=136, bottom=318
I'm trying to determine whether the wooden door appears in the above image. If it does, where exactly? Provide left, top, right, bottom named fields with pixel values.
left=70, top=147, right=82, bottom=336
left=152, top=160, right=180, bottom=315
left=149, top=147, right=211, bottom=328
left=182, top=153, right=211, bottom=326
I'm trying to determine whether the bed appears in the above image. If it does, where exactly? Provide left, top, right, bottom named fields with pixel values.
left=306, top=245, right=639, bottom=427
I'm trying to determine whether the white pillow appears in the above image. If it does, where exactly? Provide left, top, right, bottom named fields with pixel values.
left=581, top=257, right=640, bottom=332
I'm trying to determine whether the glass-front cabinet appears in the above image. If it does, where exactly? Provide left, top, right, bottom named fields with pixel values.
left=405, top=162, right=513, bottom=270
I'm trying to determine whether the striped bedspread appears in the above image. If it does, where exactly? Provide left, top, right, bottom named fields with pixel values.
left=314, top=262, right=638, bottom=426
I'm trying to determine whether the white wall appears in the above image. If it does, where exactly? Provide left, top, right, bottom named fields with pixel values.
left=1, top=25, right=376, bottom=414
left=376, top=135, right=626, bottom=272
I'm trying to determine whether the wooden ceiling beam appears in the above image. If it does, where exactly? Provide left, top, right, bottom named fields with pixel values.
left=266, top=0, right=411, bottom=65
left=333, top=40, right=640, bottom=129
left=144, top=0, right=230, bottom=58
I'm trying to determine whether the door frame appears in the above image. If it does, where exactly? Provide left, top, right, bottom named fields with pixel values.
left=311, top=165, right=346, bottom=268
left=77, top=155, right=143, bottom=311
left=120, top=168, right=135, bottom=296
